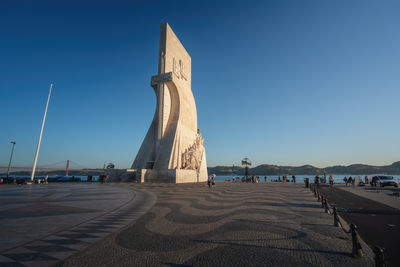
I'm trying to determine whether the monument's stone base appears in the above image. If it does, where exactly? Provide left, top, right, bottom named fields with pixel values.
left=138, top=169, right=207, bottom=183
left=106, top=169, right=138, bottom=182
left=106, top=168, right=208, bottom=184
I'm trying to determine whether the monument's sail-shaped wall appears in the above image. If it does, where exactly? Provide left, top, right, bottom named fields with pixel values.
left=132, top=23, right=208, bottom=183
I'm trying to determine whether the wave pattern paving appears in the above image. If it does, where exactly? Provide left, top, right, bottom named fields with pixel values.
left=61, top=183, right=374, bottom=266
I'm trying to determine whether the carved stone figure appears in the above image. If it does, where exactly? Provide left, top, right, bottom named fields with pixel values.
left=181, top=130, right=205, bottom=170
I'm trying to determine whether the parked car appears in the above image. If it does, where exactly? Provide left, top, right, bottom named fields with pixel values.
left=371, top=176, right=399, bottom=187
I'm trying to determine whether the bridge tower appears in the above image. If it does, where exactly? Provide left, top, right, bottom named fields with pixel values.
left=66, top=160, right=70, bottom=176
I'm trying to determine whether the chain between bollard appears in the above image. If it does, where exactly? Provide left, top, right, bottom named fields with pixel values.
left=311, top=182, right=383, bottom=262
left=314, top=189, right=365, bottom=259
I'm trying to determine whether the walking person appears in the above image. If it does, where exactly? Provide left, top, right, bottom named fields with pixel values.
left=329, top=175, right=334, bottom=188
left=211, top=174, right=216, bottom=187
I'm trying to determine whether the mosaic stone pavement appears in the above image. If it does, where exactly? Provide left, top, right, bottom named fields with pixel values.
left=0, top=184, right=156, bottom=267
left=60, top=182, right=374, bottom=266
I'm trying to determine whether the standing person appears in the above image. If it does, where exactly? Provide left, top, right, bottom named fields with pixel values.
left=212, top=174, right=216, bottom=187
left=207, top=175, right=211, bottom=188
left=292, top=175, right=296, bottom=183
left=329, top=175, right=334, bottom=188
left=264, top=176, right=267, bottom=182
left=348, top=176, right=353, bottom=186
left=344, top=177, right=348, bottom=186
left=278, top=176, right=281, bottom=182
left=315, top=175, right=320, bottom=188
left=372, top=176, right=378, bottom=187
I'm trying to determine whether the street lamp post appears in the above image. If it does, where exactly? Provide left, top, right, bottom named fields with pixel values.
left=7, top=141, right=16, bottom=180
left=241, top=157, right=252, bottom=179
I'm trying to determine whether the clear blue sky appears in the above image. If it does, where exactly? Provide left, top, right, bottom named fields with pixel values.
left=1, top=0, right=399, bottom=169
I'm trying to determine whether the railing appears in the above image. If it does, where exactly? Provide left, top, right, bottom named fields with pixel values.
left=309, top=184, right=387, bottom=267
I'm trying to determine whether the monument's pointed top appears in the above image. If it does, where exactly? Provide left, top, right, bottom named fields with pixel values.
left=158, top=22, right=190, bottom=73
left=160, top=22, right=172, bottom=32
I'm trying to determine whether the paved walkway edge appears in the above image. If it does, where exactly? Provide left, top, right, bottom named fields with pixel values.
left=334, top=207, right=375, bottom=262
left=0, top=185, right=157, bottom=267
left=310, top=187, right=375, bottom=262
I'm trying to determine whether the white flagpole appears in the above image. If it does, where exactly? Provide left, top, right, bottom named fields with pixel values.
left=31, top=82, right=53, bottom=182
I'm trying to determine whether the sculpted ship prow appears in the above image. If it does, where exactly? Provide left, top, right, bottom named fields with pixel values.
left=131, top=23, right=208, bottom=183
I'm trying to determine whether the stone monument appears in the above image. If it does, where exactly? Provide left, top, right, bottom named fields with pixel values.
left=131, top=23, right=208, bottom=183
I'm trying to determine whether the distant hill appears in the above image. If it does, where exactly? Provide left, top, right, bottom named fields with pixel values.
left=208, top=161, right=400, bottom=175
left=4, top=161, right=400, bottom=177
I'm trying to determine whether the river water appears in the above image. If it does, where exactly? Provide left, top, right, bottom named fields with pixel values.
left=213, top=174, right=400, bottom=183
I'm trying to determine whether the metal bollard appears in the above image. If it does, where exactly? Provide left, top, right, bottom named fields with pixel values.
left=324, top=199, right=329, bottom=213
left=350, top=224, right=364, bottom=258
left=373, top=247, right=386, bottom=267
left=333, top=206, right=339, bottom=227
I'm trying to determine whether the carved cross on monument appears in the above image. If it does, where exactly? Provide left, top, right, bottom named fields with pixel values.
left=151, top=72, right=172, bottom=153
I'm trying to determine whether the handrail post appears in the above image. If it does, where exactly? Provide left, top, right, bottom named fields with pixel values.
left=333, top=206, right=339, bottom=227
left=324, top=199, right=329, bottom=213
left=373, top=247, right=386, bottom=267
left=350, top=224, right=363, bottom=258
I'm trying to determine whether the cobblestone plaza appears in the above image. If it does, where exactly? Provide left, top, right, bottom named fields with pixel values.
left=0, top=183, right=375, bottom=266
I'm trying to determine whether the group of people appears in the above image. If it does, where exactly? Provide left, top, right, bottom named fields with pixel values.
left=313, top=175, right=335, bottom=187
left=343, top=176, right=369, bottom=186
left=207, top=174, right=215, bottom=188
left=215, top=174, right=382, bottom=188
left=313, top=175, right=372, bottom=187
left=98, top=174, right=109, bottom=183
left=223, top=175, right=297, bottom=183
